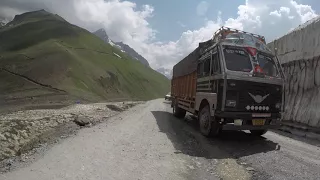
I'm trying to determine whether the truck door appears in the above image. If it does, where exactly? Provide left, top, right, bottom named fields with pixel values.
left=195, top=48, right=219, bottom=115
left=211, top=49, right=223, bottom=111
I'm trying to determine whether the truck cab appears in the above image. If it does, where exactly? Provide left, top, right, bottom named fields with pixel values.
left=171, top=27, right=285, bottom=137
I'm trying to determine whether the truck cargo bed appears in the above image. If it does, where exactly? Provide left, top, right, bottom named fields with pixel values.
left=171, top=71, right=197, bottom=101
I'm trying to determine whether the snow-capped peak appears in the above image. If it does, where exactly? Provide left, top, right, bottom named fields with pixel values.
left=156, top=67, right=172, bottom=79
left=93, top=28, right=116, bottom=46
left=93, top=28, right=150, bottom=67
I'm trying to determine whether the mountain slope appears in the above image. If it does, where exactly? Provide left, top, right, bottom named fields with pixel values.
left=114, top=42, right=150, bottom=67
left=93, top=29, right=150, bottom=67
left=0, top=10, right=170, bottom=103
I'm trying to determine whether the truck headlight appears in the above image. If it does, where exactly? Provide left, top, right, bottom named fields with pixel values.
left=275, top=103, right=281, bottom=109
left=226, top=100, right=237, bottom=107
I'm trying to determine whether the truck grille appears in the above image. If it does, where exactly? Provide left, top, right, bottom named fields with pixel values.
left=226, top=80, right=282, bottom=112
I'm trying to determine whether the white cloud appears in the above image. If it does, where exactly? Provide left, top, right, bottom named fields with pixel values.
left=270, top=7, right=291, bottom=17
left=196, top=1, right=209, bottom=16
left=0, top=6, right=23, bottom=21
left=149, top=0, right=317, bottom=70
left=143, top=19, right=222, bottom=69
left=74, top=0, right=155, bottom=43
left=290, top=0, right=317, bottom=23
left=0, top=0, right=318, bottom=72
left=280, top=7, right=291, bottom=14
left=270, top=10, right=282, bottom=17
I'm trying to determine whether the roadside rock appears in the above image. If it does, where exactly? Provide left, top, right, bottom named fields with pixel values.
left=73, top=116, right=90, bottom=126
left=106, top=104, right=123, bottom=112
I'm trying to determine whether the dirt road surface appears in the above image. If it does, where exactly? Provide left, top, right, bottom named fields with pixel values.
left=1, top=99, right=320, bottom=180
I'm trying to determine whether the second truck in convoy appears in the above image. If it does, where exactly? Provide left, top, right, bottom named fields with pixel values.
left=171, top=27, right=285, bottom=137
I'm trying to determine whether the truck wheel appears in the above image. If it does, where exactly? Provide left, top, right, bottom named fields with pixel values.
left=198, top=105, right=220, bottom=137
left=173, top=101, right=186, bottom=118
left=250, top=130, right=268, bottom=136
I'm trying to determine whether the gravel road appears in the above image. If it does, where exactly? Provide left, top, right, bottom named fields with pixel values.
left=1, top=99, right=320, bottom=180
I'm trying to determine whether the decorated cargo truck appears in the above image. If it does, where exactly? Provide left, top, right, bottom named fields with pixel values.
left=171, top=27, right=285, bottom=137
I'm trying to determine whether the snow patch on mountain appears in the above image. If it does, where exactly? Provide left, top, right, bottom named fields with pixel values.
left=108, top=39, right=115, bottom=46
left=0, top=19, right=8, bottom=27
left=93, top=28, right=170, bottom=77
left=93, top=28, right=150, bottom=67
left=114, top=41, right=150, bottom=67
left=156, top=67, right=172, bottom=79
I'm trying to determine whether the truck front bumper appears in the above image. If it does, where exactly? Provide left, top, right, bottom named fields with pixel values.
left=222, top=124, right=280, bottom=131
left=215, top=111, right=281, bottom=119
left=216, top=111, right=281, bottom=131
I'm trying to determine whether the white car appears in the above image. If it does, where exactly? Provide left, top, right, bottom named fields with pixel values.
left=165, top=93, right=172, bottom=100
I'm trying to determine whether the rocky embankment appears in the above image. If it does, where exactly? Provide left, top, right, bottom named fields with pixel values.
left=268, top=16, right=320, bottom=128
left=0, top=102, right=141, bottom=163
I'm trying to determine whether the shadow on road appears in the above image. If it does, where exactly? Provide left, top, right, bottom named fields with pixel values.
left=270, top=129, right=320, bottom=147
left=152, top=111, right=279, bottom=159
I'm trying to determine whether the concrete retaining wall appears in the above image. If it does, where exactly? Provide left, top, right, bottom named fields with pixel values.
left=268, top=16, right=320, bottom=128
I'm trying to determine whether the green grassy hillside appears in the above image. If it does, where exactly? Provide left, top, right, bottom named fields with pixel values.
left=0, top=10, right=170, bottom=102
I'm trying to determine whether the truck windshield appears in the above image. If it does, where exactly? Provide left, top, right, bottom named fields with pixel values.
left=224, top=48, right=252, bottom=72
left=257, top=54, right=279, bottom=77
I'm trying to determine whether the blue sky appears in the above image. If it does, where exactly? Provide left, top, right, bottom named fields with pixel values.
left=132, top=0, right=319, bottom=43
left=133, top=0, right=244, bottom=42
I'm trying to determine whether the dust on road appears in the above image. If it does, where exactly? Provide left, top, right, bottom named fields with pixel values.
left=1, top=99, right=320, bottom=180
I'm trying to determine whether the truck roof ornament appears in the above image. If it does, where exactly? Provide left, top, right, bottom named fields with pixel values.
left=198, top=27, right=272, bottom=57
left=245, top=47, right=257, bottom=57
left=210, top=26, right=272, bottom=54
left=212, top=26, right=266, bottom=44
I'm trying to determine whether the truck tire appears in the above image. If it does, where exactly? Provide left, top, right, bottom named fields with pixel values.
left=198, top=105, right=220, bottom=137
left=250, top=130, right=267, bottom=136
left=173, top=101, right=186, bottom=118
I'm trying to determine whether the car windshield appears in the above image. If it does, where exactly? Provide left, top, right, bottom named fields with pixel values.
left=257, top=53, right=279, bottom=77
left=223, top=48, right=252, bottom=72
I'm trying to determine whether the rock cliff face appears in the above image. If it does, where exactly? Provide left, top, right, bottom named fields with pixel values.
left=268, top=16, right=320, bottom=128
